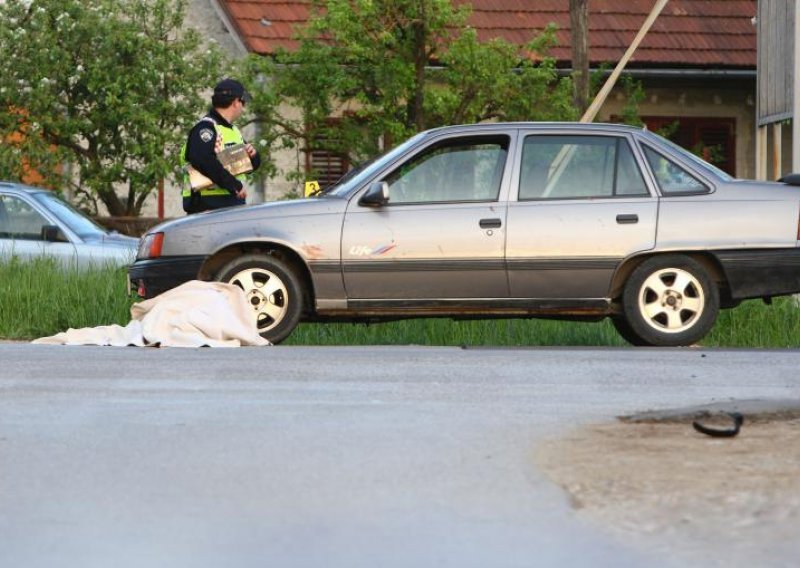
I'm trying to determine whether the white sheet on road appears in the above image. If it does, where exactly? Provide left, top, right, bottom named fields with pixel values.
left=33, top=280, right=270, bottom=348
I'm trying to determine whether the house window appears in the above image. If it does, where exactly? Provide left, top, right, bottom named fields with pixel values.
left=640, top=117, right=736, bottom=176
left=305, top=125, right=349, bottom=189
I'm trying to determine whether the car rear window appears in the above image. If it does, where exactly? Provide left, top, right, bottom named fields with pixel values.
left=642, top=146, right=710, bottom=195
left=519, top=135, right=649, bottom=200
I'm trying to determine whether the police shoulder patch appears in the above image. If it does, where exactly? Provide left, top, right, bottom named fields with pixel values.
left=199, top=128, right=215, bottom=143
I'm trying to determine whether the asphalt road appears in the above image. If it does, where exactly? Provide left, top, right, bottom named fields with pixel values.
left=1, top=344, right=798, bottom=568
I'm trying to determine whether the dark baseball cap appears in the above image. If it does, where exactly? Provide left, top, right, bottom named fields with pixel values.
left=213, top=78, right=252, bottom=103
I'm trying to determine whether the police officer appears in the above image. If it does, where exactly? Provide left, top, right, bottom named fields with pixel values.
left=181, top=78, right=262, bottom=213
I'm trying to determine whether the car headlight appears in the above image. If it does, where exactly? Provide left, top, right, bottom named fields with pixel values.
left=137, top=232, right=164, bottom=259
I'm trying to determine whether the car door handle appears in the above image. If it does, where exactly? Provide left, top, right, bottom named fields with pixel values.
left=479, top=218, right=502, bottom=229
left=616, top=214, right=638, bottom=224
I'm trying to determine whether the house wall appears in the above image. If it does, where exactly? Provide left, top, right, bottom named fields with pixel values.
left=139, top=0, right=249, bottom=219
left=141, top=13, right=760, bottom=221
left=183, top=0, right=246, bottom=56
left=763, top=123, right=795, bottom=181
left=598, top=78, right=757, bottom=180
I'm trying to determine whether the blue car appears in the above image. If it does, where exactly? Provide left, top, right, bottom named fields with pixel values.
left=0, top=182, right=138, bottom=269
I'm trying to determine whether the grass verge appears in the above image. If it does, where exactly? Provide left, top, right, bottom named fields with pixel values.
left=0, top=257, right=133, bottom=340
left=2, top=258, right=799, bottom=347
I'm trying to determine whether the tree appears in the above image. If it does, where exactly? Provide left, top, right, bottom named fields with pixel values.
left=243, top=0, right=576, bottom=187
left=0, top=0, right=223, bottom=216
left=570, top=0, right=590, bottom=115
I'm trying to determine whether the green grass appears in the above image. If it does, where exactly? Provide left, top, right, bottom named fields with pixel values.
left=0, top=257, right=134, bottom=340
left=286, top=297, right=800, bottom=348
left=705, top=296, right=800, bottom=348
left=2, top=257, right=799, bottom=347
left=285, top=317, right=629, bottom=347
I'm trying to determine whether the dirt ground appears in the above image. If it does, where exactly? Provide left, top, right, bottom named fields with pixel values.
left=535, top=411, right=800, bottom=567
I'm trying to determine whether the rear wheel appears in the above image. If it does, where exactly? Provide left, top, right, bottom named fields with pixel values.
left=216, top=253, right=303, bottom=344
left=619, top=255, right=719, bottom=347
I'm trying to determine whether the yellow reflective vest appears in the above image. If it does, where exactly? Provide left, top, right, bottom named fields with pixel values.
left=180, top=117, right=247, bottom=198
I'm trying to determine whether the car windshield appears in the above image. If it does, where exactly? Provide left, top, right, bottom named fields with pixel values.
left=31, top=191, right=109, bottom=239
left=323, top=132, right=428, bottom=197
left=644, top=130, right=733, bottom=182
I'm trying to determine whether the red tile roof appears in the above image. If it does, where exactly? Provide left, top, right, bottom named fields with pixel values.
left=218, top=0, right=757, bottom=68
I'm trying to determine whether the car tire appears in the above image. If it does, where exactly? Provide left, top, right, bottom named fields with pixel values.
left=611, top=317, right=648, bottom=346
left=619, top=254, right=719, bottom=347
left=216, top=253, right=303, bottom=344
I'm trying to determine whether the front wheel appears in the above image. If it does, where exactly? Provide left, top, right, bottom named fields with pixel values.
left=216, top=253, right=303, bottom=344
left=619, top=255, right=719, bottom=347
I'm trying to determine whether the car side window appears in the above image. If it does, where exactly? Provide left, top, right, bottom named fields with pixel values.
left=384, top=136, right=509, bottom=204
left=642, top=145, right=709, bottom=195
left=519, top=135, right=649, bottom=200
left=0, top=195, right=48, bottom=240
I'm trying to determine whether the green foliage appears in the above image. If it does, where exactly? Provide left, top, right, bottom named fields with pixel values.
left=3, top=255, right=800, bottom=348
left=0, top=257, right=133, bottom=339
left=247, top=0, right=576, bottom=186
left=287, top=318, right=628, bottom=347
left=616, top=74, right=646, bottom=127
left=652, top=120, right=726, bottom=167
left=655, top=119, right=681, bottom=139
left=285, top=298, right=800, bottom=348
left=0, top=0, right=224, bottom=216
left=234, top=55, right=286, bottom=184
left=690, top=142, right=726, bottom=166
left=587, top=65, right=646, bottom=127
left=429, top=25, right=577, bottom=125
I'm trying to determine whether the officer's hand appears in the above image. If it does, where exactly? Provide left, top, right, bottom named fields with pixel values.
left=244, top=143, right=257, bottom=158
left=236, top=188, right=247, bottom=200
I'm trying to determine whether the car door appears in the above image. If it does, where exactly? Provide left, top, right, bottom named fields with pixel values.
left=505, top=131, right=658, bottom=299
left=341, top=133, right=512, bottom=301
left=0, top=193, right=78, bottom=266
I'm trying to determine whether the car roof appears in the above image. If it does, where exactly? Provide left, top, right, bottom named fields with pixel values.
left=422, top=121, right=648, bottom=137
left=0, top=181, right=49, bottom=195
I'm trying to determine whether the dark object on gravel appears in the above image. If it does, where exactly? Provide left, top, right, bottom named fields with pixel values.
left=693, top=412, right=744, bottom=437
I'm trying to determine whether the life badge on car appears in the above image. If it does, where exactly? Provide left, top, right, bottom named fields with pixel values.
left=349, top=242, right=397, bottom=256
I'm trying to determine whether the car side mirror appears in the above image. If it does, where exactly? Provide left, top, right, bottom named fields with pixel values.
left=359, top=181, right=390, bottom=207
left=41, top=224, right=66, bottom=242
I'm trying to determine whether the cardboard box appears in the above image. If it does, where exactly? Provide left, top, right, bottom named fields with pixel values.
left=187, top=144, right=253, bottom=191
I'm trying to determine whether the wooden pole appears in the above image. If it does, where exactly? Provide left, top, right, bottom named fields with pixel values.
left=756, top=125, right=768, bottom=180
left=773, top=122, right=783, bottom=180
left=580, top=0, right=670, bottom=123
left=793, top=0, right=800, bottom=171
left=570, top=0, right=590, bottom=114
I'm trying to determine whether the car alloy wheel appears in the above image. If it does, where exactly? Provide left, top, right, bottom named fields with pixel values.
left=620, top=254, right=719, bottom=347
left=229, top=266, right=288, bottom=332
left=216, top=253, right=303, bottom=344
left=638, top=267, right=705, bottom=334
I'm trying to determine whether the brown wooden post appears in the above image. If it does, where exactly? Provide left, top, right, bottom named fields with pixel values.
left=570, top=0, right=590, bottom=115
left=581, top=0, right=669, bottom=123
left=773, top=122, right=783, bottom=180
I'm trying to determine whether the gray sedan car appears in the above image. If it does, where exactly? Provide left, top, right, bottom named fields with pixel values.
left=129, top=122, right=800, bottom=346
left=0, top=182, right=138, bottom=268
